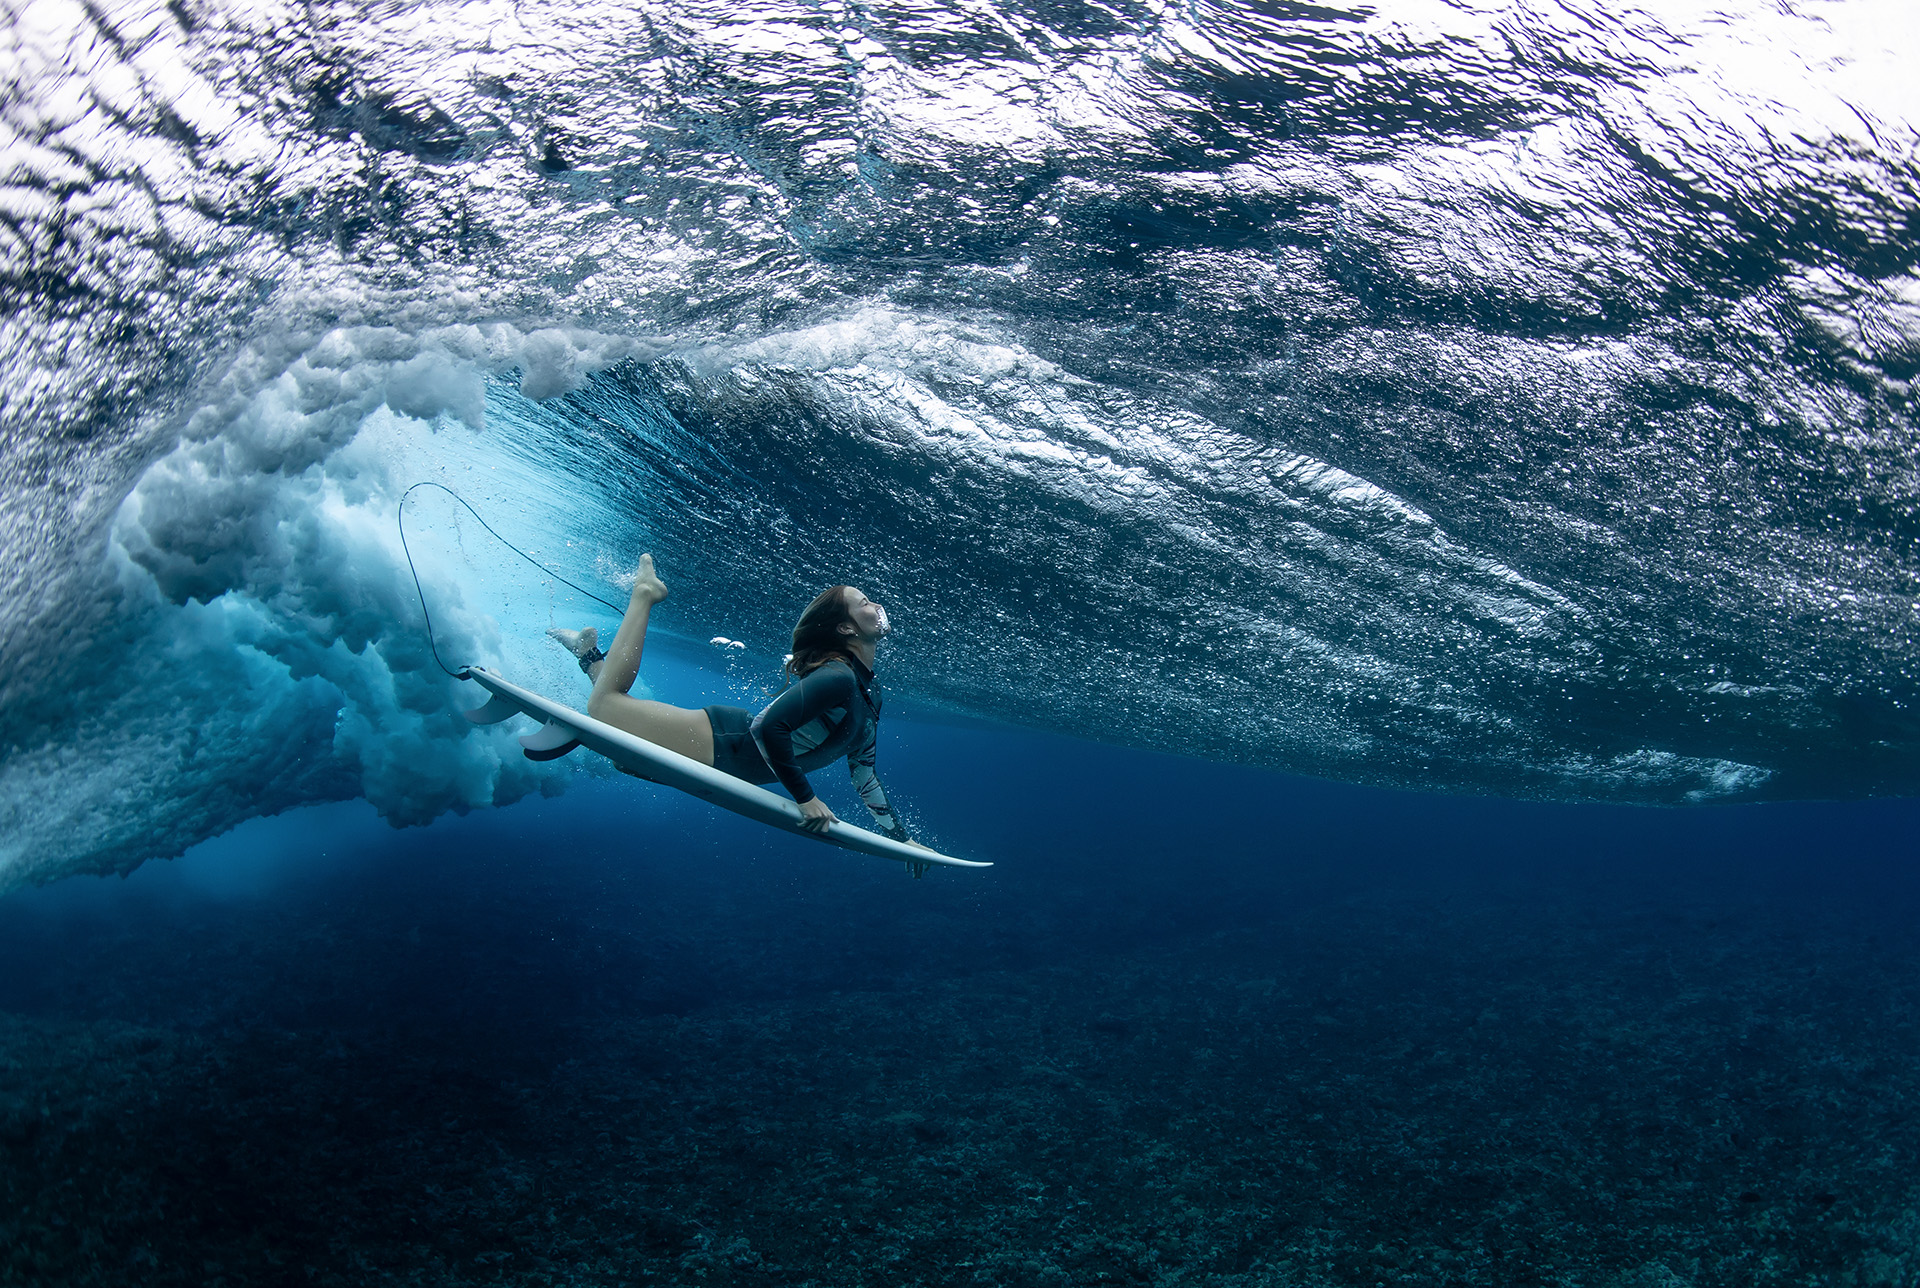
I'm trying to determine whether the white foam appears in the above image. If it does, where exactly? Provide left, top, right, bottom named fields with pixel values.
left=0, top=323, right=651, bottom=894
left=1547, top=749, right=1773, bottom=803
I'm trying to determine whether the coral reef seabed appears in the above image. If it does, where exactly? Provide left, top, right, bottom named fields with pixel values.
left=4, top=901, right=1918, bottom=1286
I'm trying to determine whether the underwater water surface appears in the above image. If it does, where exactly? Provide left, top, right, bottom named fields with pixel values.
left=3, top=0, right=1919, bottom=889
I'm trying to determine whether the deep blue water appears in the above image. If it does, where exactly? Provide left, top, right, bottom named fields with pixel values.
left=4, top=648, right=1919, bottom=1284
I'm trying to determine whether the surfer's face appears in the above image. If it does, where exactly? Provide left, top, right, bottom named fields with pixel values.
left=841, top=589, right=890, bottom=641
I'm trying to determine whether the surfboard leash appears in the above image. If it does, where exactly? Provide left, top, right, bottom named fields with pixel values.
left=397, top=480, right=627, bottom=680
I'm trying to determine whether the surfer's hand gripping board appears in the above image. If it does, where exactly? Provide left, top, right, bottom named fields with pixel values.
left=459, top=666, right=989, bottom=871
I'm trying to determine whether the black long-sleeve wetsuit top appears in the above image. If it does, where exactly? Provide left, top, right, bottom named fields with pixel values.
left=748, top=656, right=906, bottom=840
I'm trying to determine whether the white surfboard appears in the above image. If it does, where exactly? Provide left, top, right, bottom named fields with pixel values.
left=460, top=666, right=990, bottom=871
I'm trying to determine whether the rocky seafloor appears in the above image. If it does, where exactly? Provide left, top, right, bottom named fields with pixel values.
left=5, top=846, right=1919, bottom=1288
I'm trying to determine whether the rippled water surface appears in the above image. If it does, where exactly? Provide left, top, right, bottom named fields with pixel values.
left=1, top=0, right=1917, bottom=885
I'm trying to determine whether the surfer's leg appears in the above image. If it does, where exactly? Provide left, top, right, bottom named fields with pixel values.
left=583, top=555, right=715, bottom=764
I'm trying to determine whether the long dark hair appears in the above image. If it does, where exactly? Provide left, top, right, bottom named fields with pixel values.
left=786, top=585, right=856, bottom=678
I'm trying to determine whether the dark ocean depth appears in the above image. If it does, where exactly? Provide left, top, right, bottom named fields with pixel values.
left=4, top=646, right=1919, bottom=1285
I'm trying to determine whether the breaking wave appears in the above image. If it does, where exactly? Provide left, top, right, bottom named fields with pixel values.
left=1, top=0, right=1916, bottom=889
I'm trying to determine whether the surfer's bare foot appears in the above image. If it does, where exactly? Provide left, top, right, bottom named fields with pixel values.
left=547, top=626, right=599, bottom=660
left=631, top=554, right=668, bottom=605
left=548, top=626, right=606, bottom=681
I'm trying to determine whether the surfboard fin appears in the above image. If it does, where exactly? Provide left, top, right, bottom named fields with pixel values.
left=520, top=721, right=581, bottom=761
left=464, top=694, right=523, bottom=726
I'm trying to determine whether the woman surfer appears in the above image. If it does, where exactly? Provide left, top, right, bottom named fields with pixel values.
left=549, top=556, right=924, bottom=850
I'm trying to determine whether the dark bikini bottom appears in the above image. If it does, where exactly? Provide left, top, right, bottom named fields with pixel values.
left=704, top=705, right=777, bottom=785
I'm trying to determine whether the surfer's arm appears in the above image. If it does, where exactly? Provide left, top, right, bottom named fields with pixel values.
left=749, top=664, right=857, bottom=805
left=848, top=726, right=909, bottom=842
